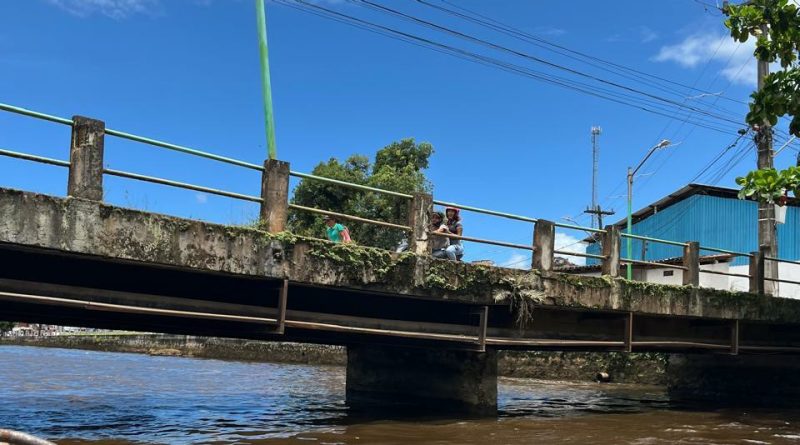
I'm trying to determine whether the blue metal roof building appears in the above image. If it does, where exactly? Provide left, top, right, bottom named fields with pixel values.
left=586, top=184, right=800, bottom=266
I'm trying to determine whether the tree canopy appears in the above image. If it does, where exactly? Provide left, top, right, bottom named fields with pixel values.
left=0, top=321, right=14, bottom=336
left=724, top=0, right=800, bottom=202
left=288, top=138, right=433, bottom=250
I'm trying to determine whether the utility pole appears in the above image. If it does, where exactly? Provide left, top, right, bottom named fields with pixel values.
left=584, top=126, right=616, bottom=230
left=756, top=21, right=778, bottom=295
left=590, top=126, right=600, bottom=228
left=585, top=206, right=615, bottom=230
left=256, top=0, right=278, bottom=160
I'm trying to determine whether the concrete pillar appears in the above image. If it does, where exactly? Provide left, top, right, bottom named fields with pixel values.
left=533, top=219, right=555, bottom=272
left=601, top=225, right=620, bottom=277
left=749, top=249, right=765, bottom=295
left=68, top=116, right=105, bottom=201
left=408, top=193, right=432, bottom=255
left=346, top=344, right=497, bottom=416
left=682, top=241, right=700, bottom=286
left=667, top=353, right=800, bottom=406
left=260, top=159, right=290, bottom=233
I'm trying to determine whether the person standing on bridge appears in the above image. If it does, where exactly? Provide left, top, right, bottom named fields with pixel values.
left=323, top=215, right=351, bottom=244
left=445, top=207, right=464, bottom=261
left=430, top=211, right=450, bottom=259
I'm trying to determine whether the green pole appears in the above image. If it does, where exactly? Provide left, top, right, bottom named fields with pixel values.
left=256, top=0, right=277, bottom=160
left=626, top=167, right=633, bottom=280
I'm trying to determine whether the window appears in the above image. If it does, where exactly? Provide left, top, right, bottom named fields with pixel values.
left=663, top=270, right=674, bottom=277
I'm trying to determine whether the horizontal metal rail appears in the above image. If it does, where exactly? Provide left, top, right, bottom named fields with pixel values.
left=485, top=338, right=625, bottom=347
left=699, top=246, right=753, bottom=257
left=289, top=171, right=413, bottom=199
left=552, top=221, right=606, bottom=233
left=620, top=232, right=688, bottom=247
left=631, top=340, right=731, bottom=350
left=431, top=232, right=534, bottom=251
left=0, top=102, right=73, bottom=126
left=764, top=256, right=800, bottom=265
left=554, top=250, right=605, bottom=260
left=620, top=258, right=688, bottom=270
left=104, top=168, right=263, bottom=203
left=0, top=148, right=70, bottom=168
left=104, top=128, right=264, bottom=171
left=288, top=203, right=411, bottom=231
left=764, top=276, right=800, bottom=286
left=0, top=290, right=279, bottom=324
left=699, top=269, right=751, bottom=279
left=432, top=199, right=539, bottom=223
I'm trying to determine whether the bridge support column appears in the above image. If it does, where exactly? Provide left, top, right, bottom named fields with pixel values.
left=667, top=353, right=800, bottom=406
left=346, top=345, right=497, bottom=416
left=682, top=241, right=700, bottom=286
left=533, top=219, right=554, bottom=272
left=408, top=193, right=432, bottom=255
left=260, top=159, right=290, bottom=232
left=601, top=225, right=620, bottom=277
left=68, top=116, right=105, bottom=201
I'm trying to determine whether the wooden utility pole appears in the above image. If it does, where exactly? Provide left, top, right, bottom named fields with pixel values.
left=584, top=206, right=615, bottom=230
left=756, top=22, right=778, bottom=295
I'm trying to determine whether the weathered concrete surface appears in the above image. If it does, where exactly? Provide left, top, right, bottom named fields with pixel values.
left=1, top=335, right=668, bottom=384
left=3, top=187, right=800, bottom=322
left=67, top=116, right=104, bottom=201
left=498, top=351, right=667, bottom=385
left=667, top=353, right=800, bottom=406
left=346, top=345, right=497, bottom=415
left=2, top=335, right=346, bottom=365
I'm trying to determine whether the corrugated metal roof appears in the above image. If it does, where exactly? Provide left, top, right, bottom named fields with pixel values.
left=587, top=193, right=800, bottom=266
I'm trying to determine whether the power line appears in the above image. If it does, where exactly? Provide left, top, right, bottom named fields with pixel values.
left=352, top=0, right=747, bottom=127
left=427, top=0, right=747, bottom=107
left=278, top=0, right=745, bottom=134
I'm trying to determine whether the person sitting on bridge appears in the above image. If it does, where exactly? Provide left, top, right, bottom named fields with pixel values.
left=444, top=207, right=464, bottom=261
left=430, top=211, right=450, bottom=259
left=323, top=215, right=351, bottom=244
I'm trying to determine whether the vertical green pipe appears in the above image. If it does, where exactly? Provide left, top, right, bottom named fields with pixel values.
left=256, top=0, right=277, bottom=160
left=626, top=168, right=633, bottom=280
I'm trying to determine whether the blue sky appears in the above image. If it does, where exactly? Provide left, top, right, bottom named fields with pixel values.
left=1, top=0, right=796, bottom=267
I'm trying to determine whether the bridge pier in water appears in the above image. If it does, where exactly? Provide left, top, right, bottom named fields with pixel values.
left=346, top=345, right=497, bottom=416
left=667, top=353, right=800, bottom=406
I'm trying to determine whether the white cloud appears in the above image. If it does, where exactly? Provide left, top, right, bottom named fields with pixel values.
left=500, top=253, right=529, bottom=270
left=554, top=232, right=587, bottom=266
left=47, top=0, right=159, bottom=19
left=653, top=33, right=756, bottom=86
left=195, top=193, right=208, bottom=204
left=639, top=26, right=658, bottom=43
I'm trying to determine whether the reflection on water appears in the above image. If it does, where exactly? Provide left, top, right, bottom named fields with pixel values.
left=2, top=345, right=799, bottom=444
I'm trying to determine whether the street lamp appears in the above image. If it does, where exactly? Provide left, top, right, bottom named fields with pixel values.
left=626, top=139, right=671, bottom=280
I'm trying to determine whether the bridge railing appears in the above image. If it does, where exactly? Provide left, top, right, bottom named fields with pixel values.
left=0, top=102, right=790, bottom=297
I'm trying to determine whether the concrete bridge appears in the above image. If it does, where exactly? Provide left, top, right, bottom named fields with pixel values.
left=3, top=106, right=800, bottom=415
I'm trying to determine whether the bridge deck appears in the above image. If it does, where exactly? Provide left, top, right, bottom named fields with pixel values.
left=2, top=187, right=800, bottom=354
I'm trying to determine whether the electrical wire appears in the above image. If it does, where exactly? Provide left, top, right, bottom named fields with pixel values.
left=278, top=0, right=746, bottom=135
left=351, top=0, right=747, bottom=128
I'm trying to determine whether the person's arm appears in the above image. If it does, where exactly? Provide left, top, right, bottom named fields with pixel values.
left=454, top=223, right=463, bottom=237
left=435, top=224, right=449, bottom=233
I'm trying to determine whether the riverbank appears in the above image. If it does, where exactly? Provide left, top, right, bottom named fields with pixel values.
left=1, top=334, right=667, bottom=385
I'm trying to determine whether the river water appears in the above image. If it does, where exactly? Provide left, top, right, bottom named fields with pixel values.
left=3, top=345, right=800, bottom=444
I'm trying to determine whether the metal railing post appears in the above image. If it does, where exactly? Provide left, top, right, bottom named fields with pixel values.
left=601, top=225, right=620, bottom=277
left=260, top=159, right=290, bottom=232
left=749, top=249, right=766, bottom=295
left=68, top=116, right=105, bottom=201
left=682, top=241, right=700, bottom=286
left=533, top=219, right=555, bottom=272
left=408, top=192, right=432, bottom=255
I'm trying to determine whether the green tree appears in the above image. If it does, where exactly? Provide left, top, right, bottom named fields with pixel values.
left=288, top=139, right=433, bottom=249
left=0, top=321, right=14, bottom=337
left=724, top=0, right=800, bottom=201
